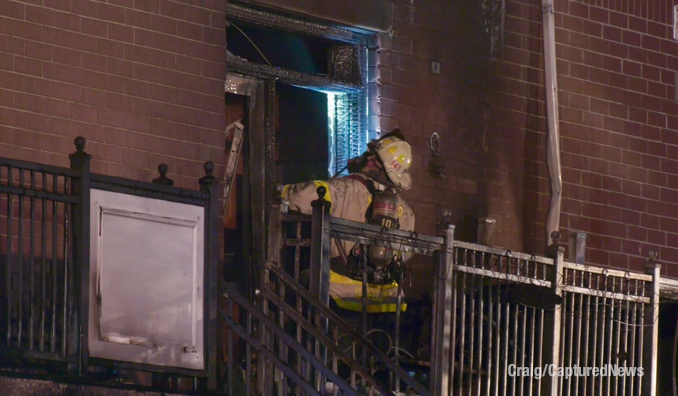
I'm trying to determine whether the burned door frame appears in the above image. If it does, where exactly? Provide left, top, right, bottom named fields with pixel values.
left=225, top=2, right=373, bottom=285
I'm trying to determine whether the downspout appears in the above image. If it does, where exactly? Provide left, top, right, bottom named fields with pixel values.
left=541, top=0, right=562, bottom=243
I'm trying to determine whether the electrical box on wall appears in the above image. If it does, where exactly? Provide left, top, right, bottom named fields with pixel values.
left=431, top=61, right=441, bottom=74
left=88, top=189, right=205, bottom=370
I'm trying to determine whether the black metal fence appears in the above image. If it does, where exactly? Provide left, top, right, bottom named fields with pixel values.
left=0, top=137, right=220, bottom=393
left=0, top=159, right=77, bottom=365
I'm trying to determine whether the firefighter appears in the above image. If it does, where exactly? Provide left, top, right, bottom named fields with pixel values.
left=282, top=129, right=415, bottom=314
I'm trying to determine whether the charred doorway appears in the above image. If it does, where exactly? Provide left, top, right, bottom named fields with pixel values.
left=275, top=84, right=329, bottom=184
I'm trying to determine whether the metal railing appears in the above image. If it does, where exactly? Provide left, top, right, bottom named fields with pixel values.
left=221, top=198, right=434, bottom=395
left=558, top=260, right=658, bottom=396
left=235, top=187, right=661, bottom=396
left=441, top=235, right=660, bottom=396
left=0, top=159, right=78, bottom=365
left=0, top=138, right=221, bottom=393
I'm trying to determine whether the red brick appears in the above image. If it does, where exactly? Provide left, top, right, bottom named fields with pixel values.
left=81, top=17, right=107, bottom=38
left=132, top=63, right=159, bottom=83
left=53, top=11, right=80, bottom=32
left=125, top=9, right=153, bottom=29
left=14, top=56, right=43, bottom=77
left=135, top=29, right=183, bottom=53
left=159, top=137, right=208, bottom=160
left=97, top=107, right=126, bottom=128
left=0, top=87, right=12, bottom=107
left=123, top=79, right=150, bottom=99
left=186, top=7, right=210, bottom=25
left=175, top=55, right=200, bottom=74
left=25, top=5, right=51, bottom=25
left=149, top=118, right=175, bottom=138
left=1, top=0, right=26, bottom=19
left=14, top=91, right=42, bottom=113
left=201, top=60, right=223, bottom=79
left=108, top=23, right=134, bottom=43
left=122, top=148, right=172, bottom=169
left=14, top=20, right=43, bottom=41
left=14, top=129, right=43, bottom=150
left=131, top=132, right=158, bottom=151
left=24, top=41, right=52, bottom=62
left=107, top=57, right=134, bottom=78
left=41, top=133, right=73, bottom=156
left=98, top=3, right=125, bottom=23
left=628, top=47, right=647, bottom=63
left=43, top=26, right=71, bottom=47
left=0, top=35, right=25, bottom=56
left=123, top=112, right=150, bottom=132
left=24, top=76, right=51, bottom=96
left=177, top=20, right=202, bottom=41
left=641, top=34, right=660, bottom=51
left=103, top=92, right=132, bottom=112
left=159, top=0, right=185, bottom=19
left=108, top=0, right=133, bottom=7
left=43, top=97, right=70, bottom=117
left=71, top=0, right=97, bottom=17
left=22, top=110, right=52, bottom=134
left=89, top=142, right=125, bottom=163
left=209, top=10, right=224, bottom=28
left=177, top=88, right=201, bottom=108
left=647, top=81, right=666, bottom=98
left=151, top=85, right=178, bottom=103
left=70, top=32, right=97, bottom=53
left=80, top=87, right=105, bottom=106
left=202, top=26, right=224, bottom=47
left=0, top=107, right=22, bottom=129
left=151, top=14, right=177, bottom=35
left=134, top=0, right=159, bottom=12
left=70, top=103, right=97, bottom=123
left=648, top=112, right=666, bottom=128
left=628, top=108, right=646, bottom=123
left=80, top=52, right=108, bottom=72
left=97, top=38, right=124, bottom=57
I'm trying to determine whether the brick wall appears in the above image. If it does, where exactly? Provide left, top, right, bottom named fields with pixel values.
left=0, top=0, right=227, bottom=190
left=485, top=0, right=678, bottom=274
left=377, top=0, right=491, bottom=241
left=378, top=0, right=678, bottom=276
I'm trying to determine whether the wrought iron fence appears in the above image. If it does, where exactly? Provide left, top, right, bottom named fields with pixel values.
left=0, top=159, right=78, bottom=366
left=0, top=138, right=220, bottom=393
left=558, top=261, right=658, bottom=396
left=447, top=243, right=555, bottom=395
left=231, top=187, right=661, bottom=396
left=441, top=238, right=659, bottom=396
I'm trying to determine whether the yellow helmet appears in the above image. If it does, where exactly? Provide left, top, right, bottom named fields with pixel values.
left=374, top=135, right=412, bottom=190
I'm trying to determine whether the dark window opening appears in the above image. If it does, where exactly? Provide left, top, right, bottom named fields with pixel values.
left=276, top=83, right=329, bottom=184
left=227, top=23, right=333, bottom=76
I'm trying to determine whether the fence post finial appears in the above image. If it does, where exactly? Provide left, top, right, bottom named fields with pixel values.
left=199, top=161, right=217, bottom=193
left=312, top=186, right=331, bottom=210
left=546, top=230, right=562, bottom=259
left=71, top=136, right=92, bottom=161
left=152, top=163, right=174, bottom=186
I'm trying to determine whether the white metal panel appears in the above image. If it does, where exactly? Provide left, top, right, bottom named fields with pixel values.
left=89, top=189, right=205, bottom=370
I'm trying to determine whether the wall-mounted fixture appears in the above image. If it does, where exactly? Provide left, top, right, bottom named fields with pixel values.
left=431, top=61, right=440, bottom=75
left=428, top=132, right=445, bottom=179
left=477, top=217, right=496, bottom=246
left=568, top=231, right=586, bottom=264
left=430, top=132, right=440, bottom=156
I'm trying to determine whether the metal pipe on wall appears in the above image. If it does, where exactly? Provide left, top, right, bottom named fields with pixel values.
left=541, top=0, right=563, bottom=242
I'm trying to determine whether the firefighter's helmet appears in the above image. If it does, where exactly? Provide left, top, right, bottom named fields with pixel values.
left=373, top=134, right=412, bottom=190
